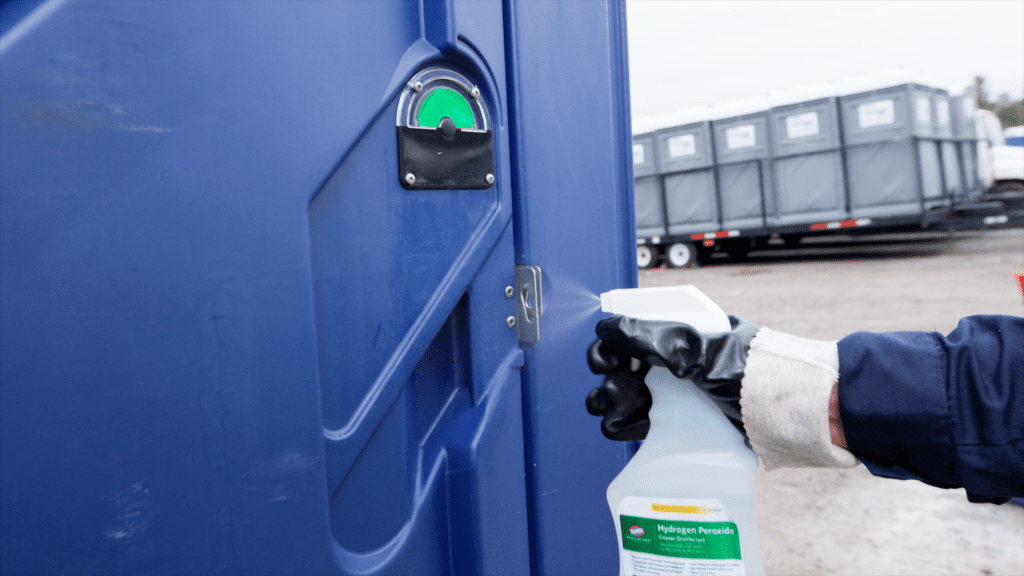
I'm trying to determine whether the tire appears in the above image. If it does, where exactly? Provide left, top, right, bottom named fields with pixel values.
left=993, top=181, right=1024, bottom=194
left=992, top=181, right=1024, bottom=211
left=781, top=234, right=802, bottom=246
left=696, top=244, right=715, bottom=265
left=637, top=245, right=655, bottom=269
left=723, top=239, right=752, bottom=261
left=666, top=242, right=697, bottom=268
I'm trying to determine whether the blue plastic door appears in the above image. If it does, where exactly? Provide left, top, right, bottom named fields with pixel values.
left=504, top=1, right=637, bottom=574
left=2, top=1, right=636, bottom=574
left=1, top=0, right=531, bottom=573
left=307, top=1, right=533, bottom=572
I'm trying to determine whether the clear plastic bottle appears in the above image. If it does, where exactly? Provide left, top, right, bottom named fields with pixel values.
left=600, top=286, right=763, bottom=576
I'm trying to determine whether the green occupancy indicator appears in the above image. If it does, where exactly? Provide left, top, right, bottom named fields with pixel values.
left=416, top=87, right=475, bottom=129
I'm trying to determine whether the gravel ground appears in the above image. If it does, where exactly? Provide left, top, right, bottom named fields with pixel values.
left=638, top=228, right=1024, bottom=576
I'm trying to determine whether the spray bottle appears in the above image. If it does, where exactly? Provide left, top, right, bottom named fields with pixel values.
left=600, top=285, right=763, bottom=576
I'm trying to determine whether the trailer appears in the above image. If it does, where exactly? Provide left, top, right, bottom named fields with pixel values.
left=633, top=72, right=998, bottom=268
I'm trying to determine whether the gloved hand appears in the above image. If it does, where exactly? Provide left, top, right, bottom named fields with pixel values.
left=586, top=315, right=759, bottom=441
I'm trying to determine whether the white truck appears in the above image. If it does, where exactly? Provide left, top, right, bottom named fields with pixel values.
left=963, top=109, right=1024, bottom=225
left=976, top=109, right=1024, bottom=196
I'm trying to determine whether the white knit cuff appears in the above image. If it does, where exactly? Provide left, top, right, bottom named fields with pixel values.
left=740, top=327, right=859, bottom=471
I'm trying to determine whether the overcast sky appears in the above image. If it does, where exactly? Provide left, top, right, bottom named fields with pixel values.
left=626, top=0, right=1024, bottom=121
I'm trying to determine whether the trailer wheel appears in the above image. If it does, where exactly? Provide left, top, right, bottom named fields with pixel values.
left=696, top=244, right=716, bottom=265
left=666, top=242, right=697, bottom=268
left=637, top=245, right=656, bottom=269
left=993, top=181, right=1024, bottom=194
left=723, top=239, right=752, bottom=261
left=992, top=181, right=1024, bottom=210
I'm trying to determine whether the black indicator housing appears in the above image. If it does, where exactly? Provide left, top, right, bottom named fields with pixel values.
left=396, top=68, right=494, bottom=190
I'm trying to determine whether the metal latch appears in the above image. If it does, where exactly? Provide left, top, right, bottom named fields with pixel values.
left=515, top=265, right=543, bottom=343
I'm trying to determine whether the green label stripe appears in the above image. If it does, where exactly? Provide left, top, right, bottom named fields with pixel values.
left=620, top=515, right=741, bottom=560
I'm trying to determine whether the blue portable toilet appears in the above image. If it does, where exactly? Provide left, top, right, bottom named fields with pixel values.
left=711, top=96, right=774, bottom=231
left=0, top=2, right=636, bottom=575
left=768, top=83, right=849, bottom=226
left=838, top=72, right=947, bottom=219
left=651, top=107, right=719, bottom=237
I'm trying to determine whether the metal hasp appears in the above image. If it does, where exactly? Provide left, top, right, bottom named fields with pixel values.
left=515, top=265, right=543, bottom=343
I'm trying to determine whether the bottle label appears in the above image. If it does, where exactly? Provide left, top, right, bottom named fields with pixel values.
left=618, top=497, right=744, bottom=575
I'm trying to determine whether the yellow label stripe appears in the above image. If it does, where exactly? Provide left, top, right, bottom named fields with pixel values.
left=651, top=504, right=715, bottom=514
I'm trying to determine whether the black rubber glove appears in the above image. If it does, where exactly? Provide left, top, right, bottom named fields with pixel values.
left=586, top=315, right=759, bottom=441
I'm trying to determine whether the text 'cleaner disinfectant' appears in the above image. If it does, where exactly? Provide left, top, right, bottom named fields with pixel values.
left=600, top=285, right=763, bottom=576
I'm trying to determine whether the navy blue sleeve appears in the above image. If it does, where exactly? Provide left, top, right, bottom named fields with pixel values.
left=836, top=315, right=1024, bottom=502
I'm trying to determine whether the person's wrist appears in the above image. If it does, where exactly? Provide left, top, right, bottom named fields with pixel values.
left=829, top=382, right=847, bottom=448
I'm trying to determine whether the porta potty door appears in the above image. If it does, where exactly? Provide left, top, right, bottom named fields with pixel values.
left=713, top=112, right=774, bottom=230
left=1, top=1, right=635, bottom=575
left=769, top=98, right=848, bottom=226
left=840, top=84, right=943, bottom=219
left=656, top=121, right=720, bottom=236
left=633, top=133, right=668, bottom=239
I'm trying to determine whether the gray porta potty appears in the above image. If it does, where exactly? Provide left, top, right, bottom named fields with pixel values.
left=933, top=88, right=965, bottom=202
left=839, top=81, right=945, bottom=219
left=653, top=118, right=718, bottom=236
left=768, top=89, right=849, bottom=226
left=951, top=94, right=982, bottom=197
left=632, top=132, right=666, bottom=241
left=711, top=98, right=773, bottom=232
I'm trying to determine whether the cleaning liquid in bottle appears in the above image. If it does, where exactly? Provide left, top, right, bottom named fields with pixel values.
left=600, top=285, right=763, bottom=576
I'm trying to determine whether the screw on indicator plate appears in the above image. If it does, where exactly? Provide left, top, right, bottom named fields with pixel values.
left=471, top=87, right=480, bottom=99
left=414, top=81, right=423, bottom=92
left=506, top=316, right=516, bottom=328
left=485, top=173, right=495, bottom=185
left=505, top=286, right=514, bottom=298
left=405, top=173, right=416, bottom=186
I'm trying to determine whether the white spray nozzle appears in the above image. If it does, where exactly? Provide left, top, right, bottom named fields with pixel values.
left=599, top=286, right=731, bottom=335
